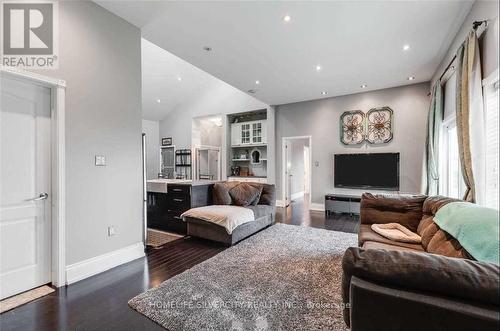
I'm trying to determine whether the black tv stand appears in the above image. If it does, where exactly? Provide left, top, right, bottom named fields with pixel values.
left=325, top=194, right=361, bottom=216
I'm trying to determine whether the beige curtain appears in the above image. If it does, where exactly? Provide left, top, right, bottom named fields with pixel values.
left=455, top=30, right=485, bottom=203
left=423, top=81, right=443, bottom=196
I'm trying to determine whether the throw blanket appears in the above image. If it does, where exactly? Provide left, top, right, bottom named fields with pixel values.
left=181, top=205, right=255, bottom=234
left=434, top=202, right=499, bottom=264
left=371, top=223, right=421, bottom=243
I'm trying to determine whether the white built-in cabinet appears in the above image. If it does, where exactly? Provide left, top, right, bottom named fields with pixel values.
left=228, top=177, right=268, bottom=183
left=231, top=120, right=267, bottom=146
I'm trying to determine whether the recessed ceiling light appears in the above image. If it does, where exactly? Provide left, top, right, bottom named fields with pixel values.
left=360, top=84, right=367, bottom=88
left=321, top=91, right=328, bottom=95
left=407, top=76, right=415, bottom=81
left=255, top=80, right=260, bottom=85
left=283, top=15, right=291, bottom=22
left=316, top=65, right=322, bottom=71
left=177, top=77, right=182, bottom=81
left=248, top=89, right=257, bottom=94
left=203, top=46, right=212, bottom=52
left=156, top=99, right=161, bottom=103
left=403, top=44, right=410, bottom=51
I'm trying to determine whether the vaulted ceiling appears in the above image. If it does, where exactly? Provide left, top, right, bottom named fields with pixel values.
left=97, top=1, right=472, bottom=105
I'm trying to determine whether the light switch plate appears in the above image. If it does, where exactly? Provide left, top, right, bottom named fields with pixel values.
left=95, top=155, right=106, bottom=166
left=108, top=226, right=116, bottom=236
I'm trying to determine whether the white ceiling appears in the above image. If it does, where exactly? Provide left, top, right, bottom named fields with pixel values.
left=97, top=1, right=473, bottom=106
left=142, top=38, right=214, bottom=121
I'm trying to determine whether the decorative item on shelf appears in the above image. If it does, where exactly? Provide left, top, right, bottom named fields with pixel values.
left=161, top=137, right=172, bottom=146
left=251, top=149, right=261, bottom=164
left=239, top=150, right=249, bottom=160
left=231, top=166, right=240, bottom=176
left=366, top=107, right=393, bottom=144
left=240, top=167, right=249, bottom=177
left=340, top=110, right=365, bottom=145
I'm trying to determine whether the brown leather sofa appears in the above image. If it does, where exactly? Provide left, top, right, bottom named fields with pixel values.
left=342, top=193, right=500, bottom=331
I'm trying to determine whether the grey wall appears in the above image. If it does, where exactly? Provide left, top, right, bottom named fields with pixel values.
left=431, top=0, right=499, bottom=85
left=33, top=2, right=142, bottom=265
left=142, top=119, right=160, bottom=179
left=276, top=83, right=430, bottom=205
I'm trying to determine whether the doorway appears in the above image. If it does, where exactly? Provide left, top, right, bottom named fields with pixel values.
left=0, top=68, right=66, bottom=295
left=194, top=146, right=221, bottom=180
left=192, top=115, right=223, bottom=181
left=282, top=136, right=312, bottom=208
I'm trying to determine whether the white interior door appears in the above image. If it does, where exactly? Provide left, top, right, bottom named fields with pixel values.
left=0, top=75, right=52, bottom=299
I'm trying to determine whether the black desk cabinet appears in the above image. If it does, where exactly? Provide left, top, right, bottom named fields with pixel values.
left=147, top=183, right=213, bottom=234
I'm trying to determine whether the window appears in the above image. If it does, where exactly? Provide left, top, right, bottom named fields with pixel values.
left=441, top=119, right=466, bottom=199
left=440, top=73, right=466, bottom=199
left=483, top=74, right=499, bottom=210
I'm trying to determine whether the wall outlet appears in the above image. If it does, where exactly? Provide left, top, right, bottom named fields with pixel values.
left=95, top=155, right=106, bottom=166
left=107, top=226, right=116, bottom=236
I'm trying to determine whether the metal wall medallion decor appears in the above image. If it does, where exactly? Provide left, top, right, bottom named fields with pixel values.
left=366, top=107, right=394, bottom=144
left=340, top=110, right=365, bottom=145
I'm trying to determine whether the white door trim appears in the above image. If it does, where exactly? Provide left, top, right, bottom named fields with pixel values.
left=193, top=145, right=222, bottom=181
left=281, top=135, right=313, bottom=208
left=1, top=66, right=66, bottom=287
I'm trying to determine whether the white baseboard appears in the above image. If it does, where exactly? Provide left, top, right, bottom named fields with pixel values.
left=66, top=242, right=145, bottom=285
left=276, top=200, right=286, bottom=207
left=309, top=203, right=325, bottom=212
left=291, top=191, right=304, bottom=200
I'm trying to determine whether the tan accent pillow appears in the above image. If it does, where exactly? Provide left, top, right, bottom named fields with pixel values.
left=229, top=183, right=260, bottom=207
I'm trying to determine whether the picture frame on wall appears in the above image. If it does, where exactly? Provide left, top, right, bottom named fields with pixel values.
left=340, top=110, right=365, bottom=145
left=162, top=137, right=172, bottom=146
left=366, top=107, right=394, bottom=144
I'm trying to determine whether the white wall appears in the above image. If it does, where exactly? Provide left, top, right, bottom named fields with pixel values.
left=192, top=116, right=223, bottom=148
left=159, top=79, right=267, bottom=148
left=33, top=2, right=142, bottom=265
left=276, top=83, right=430, bottom=205
left=431, top=0, right=499, bottom=85
left=142, top=119, right=160, bottom=179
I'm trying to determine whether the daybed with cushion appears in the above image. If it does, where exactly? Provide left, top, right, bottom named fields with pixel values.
left=342, top=193, right=500, bottom=331
left=183, top=182, right=276, bottom=246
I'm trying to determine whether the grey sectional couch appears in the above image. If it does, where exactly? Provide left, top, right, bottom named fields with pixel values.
left=184, top=182, right=276, bottom=245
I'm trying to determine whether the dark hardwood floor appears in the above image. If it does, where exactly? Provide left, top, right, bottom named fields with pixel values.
left=0, top=197, right=358, bottom=331
left=276, top=195, right=360, bottom=233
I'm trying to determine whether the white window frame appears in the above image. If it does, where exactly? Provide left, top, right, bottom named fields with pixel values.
left=482, top=69, right=499, bottom=209
left=440, top=115, right=466, bottom=199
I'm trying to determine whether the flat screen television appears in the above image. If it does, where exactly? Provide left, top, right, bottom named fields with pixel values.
left=334, top=153, right=400, bottom=190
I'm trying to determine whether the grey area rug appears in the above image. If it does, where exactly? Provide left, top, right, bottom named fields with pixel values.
left=129, top=223, right=357, bottom=330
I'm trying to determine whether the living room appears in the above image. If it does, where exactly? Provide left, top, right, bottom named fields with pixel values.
left=0, top=1, right=498, bottom=330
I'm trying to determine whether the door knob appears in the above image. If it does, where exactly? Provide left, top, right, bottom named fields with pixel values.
left=28, top=193, right=48, bottom=201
